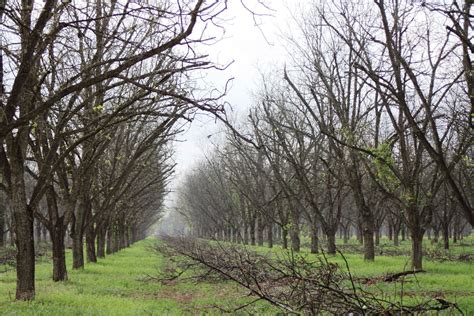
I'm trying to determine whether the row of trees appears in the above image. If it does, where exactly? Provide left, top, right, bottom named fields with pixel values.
left=177, top=0, right=473, bottom=271
left=0, top=0, right=235, bottom=301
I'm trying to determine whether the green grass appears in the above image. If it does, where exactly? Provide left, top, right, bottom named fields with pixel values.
left=254, top=235, right=474, bottom=314
left=0, top=236, right=472, bottom=315
left=0, top=239, right=274, bottom=315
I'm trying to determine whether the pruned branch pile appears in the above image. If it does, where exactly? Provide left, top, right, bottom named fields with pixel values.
left=155, top=237, right=463, bottom=315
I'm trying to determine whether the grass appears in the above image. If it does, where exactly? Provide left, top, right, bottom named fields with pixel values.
left=255, top=235, right=474, bottom=314
left=0, top=239, right=274, bottom=315
left=0, top=236, right=472, bottom=315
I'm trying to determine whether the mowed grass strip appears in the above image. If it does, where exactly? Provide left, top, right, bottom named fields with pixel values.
left=0, top=239, right=273, bottom=315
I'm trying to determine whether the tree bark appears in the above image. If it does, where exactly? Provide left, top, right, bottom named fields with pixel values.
left=267, top=223, right=273, bottom=248
left=443, top=222, right=449, bottom=250
left=86, top=227, right=97, bottom=263
left=35, top=219, right=41, bottom=244
left=243, top=224, right=249, bottom=245
left=361, top=207, right=375, bottom=261
left=289, top=212, right=300, bottom=252
left=45, top=187, right=68, bottom=281
left=51, top=218, right=68, bottom=281
left=326, top=230, right=336, bottom=255
left=393, top=227, right=400, bottom=246
left=72, top=231, right=84, bottom=269
left=375, top=228, right=380, bottom=246
left=97, top=226, right=106, bottom=258
left=10, top=154, right=35, bottom=300
left=411, top=228, right=424, bottom=271
left=310, top=224, right=319, bottom=254
left=250, top=216, right=256, bottom=246
left=282, top=227, right=288, bottom=249
left=0, top=192, right=4, bottom=247
left=343, top=226, right=350, bottom=244
left=106, top=226, right=113, bottom=255
left=256, top=215, right=264, bottom=246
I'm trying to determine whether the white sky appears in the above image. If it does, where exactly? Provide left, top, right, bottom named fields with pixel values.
left=167, top=0, right=299, bottom=206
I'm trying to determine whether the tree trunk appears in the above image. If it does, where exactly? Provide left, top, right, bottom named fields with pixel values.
left=97, top=226, right=106, bottom=258
left=267, top=223, right=273, bottom=248
left=243, top=224, right=249, bottom=245
left=106, top=226, right=113, bottom=255
left=256, top=215, right=264, bottom=246
left=375, top=228, right=380, bottom=246
left=310, top=224, right=319, bottom=254
left=393, top=226, right=400, bottom=246
left=361, top=207, right=375, bottom=261
left=42, top=224, right=48, bottom=242
left=71, top=197, right=87, bottom=269
left=388, top=223, right=393, bottom=241
left=326, top=230, right=336, bottom=255
left=357, top=222, right=363, bottom=245
left=443, top=223, right=449, bottom=250
left=51, top=219, right=68, bottom=282
left=119, top=222, right=126, bottom=249
left=250, top=216, right=256, bottom=246
left=289, top=213, right=300, bottom=252
left=411, top=228, right=424, bottom=271
left=0, top=196, right=4, bottom=247
left=125, top=226, right=131, bottom=247
left=432, top=227, right=439, bottom=244
left=35, top=220, right=41, bottom=244
left=86, top=228, right=97, bottom=263
left=343, top=226, right=349, bottom=244
left=10, top=157, right=35, bottom=300
left=282, top=228, right=288, bottom=249
left=72, top=231, right=84, bottom=269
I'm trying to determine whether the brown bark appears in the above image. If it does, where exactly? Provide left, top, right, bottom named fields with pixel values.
left=51, top=218, right=67, bottom=281
left=267, top=223, right=273, bottom=248
left=106, top=226, right=113, bottom=255
left=243, top=224, right=249, bottom=245
left=361, top=207, right=375, bottom=261
left=289, top=211, right=300, bottom=252
left=0, top=193, right=5, bottom=247
left=86, top=228, right=97, bottom=263
left=393, top=226, right=400, bottom=246
left=282, top=228, right=288, bottom=249
left=326, top=230, right=337, bottom=255
left=256, top=215, right=264, bottom=246
left=411, top=228, right=424, bottom=271
left=97, top=226, right=106, bottom=258
left=10, top=150, right=35, bottom=300
left=250, top=216, right=256, bottom=246
left=45, top=186, right=68, bottom=281
left=72, top=232, right=84, bottom=269
left=343, top=228, right=349, bottom=244
left=443, top=223, right=449, bottom=250
left=310, top=224, right=319, bottom=254
left=35, top=219, right=41, bottom=244
left=375, top=228, right=380, bottom=246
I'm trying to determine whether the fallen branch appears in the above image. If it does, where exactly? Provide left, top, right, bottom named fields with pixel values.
left=383, top=270, right=426, bottom=282
left=153, top=236, right=463, bottom=315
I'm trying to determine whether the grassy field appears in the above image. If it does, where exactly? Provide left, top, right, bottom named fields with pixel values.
left=0, top=237, right=473, bottom=315
left=0, top=239, right=273, bottom=315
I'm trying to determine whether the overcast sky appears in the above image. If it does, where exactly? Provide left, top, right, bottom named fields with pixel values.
left=166, top=0, right=299, bottom=206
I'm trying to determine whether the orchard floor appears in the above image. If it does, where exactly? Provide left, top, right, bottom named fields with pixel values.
left=0, top=237, right=473, bottom=315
